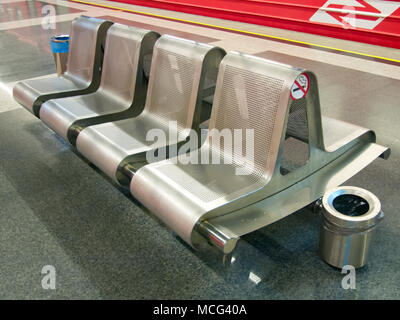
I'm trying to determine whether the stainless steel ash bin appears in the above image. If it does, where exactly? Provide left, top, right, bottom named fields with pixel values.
left=318, top=186, right=384, bottom=269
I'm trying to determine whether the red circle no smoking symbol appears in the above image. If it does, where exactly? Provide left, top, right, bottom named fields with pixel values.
left=290, top=73, right=310, bottom=100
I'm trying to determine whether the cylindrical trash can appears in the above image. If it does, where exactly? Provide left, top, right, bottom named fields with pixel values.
left=318, top=186, right=383, bottom=269
left=50, top=34, right=70, bottom=76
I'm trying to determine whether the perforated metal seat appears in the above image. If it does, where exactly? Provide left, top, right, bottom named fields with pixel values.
left=13, top=16, right=112, bottom=117
left=39, top=24, right=160, bottom=145
left=76, top=35, right=225, bottom=186
left=129, top=52, right=390, bottom=253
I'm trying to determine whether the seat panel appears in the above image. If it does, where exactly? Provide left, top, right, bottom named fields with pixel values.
left=13, top=16, right=112, bottom=117
left=19, top=76, right=84, bottom=94
left=76, top=120, right=150, bottom=181
left=76, top=112, right=187, bottom=182
left=13, top=76, right=84, bottom=117
left=140, top=149, right=266, bottom=205
left=40, top=92, right=125, bottom=141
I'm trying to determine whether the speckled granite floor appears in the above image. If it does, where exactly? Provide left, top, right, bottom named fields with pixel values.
left=0, top=0, right=399, bottom=300
left=0, top=107, right=399, bottom=299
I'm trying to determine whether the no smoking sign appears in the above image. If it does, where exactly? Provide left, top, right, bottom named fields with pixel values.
left=290, top=73, right=310, bottom=100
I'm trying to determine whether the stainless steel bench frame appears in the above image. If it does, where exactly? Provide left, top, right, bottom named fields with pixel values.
left=130, top=52, right=390, bottom=254
left=11, top=20, right=389, bottom=255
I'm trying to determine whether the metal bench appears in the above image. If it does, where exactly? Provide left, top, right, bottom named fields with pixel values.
left=39, top=24, right=160, bottom=146
left=13, top=16, right=112, bottom=117
left=129, top=52, right=390, bottom=254
left=76, top=35, right=226, bottom=186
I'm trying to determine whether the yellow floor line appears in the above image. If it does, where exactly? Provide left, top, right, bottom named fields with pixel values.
left=71, top=0, right=400, bottom=64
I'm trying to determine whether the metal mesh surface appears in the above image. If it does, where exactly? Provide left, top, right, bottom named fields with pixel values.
left=156, top=162, right=230, bottom=203
left=154, top=62, right=286, bottom=204
left=100, top=26, right=141, bottom=104
left=281, top=97, right=310, bottom=174
left=145, top=47, right=198, bottom=138
left=67, top=20, right=97, bottom=82
left=209, top=64, right=284, bottom=181
left=286, top=97, right=309, bottom=142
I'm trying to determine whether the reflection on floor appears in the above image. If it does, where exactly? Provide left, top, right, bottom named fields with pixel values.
left=0, top=0, right=399, bottom=299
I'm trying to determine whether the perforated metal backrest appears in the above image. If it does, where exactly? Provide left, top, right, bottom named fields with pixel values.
left=98, top=23, right=159, bottom=105
left=286, top=98, right=309, bottom=142
left=207, top=52, right=295, bottom=179
left=143, top=35, right=216, bottom=137
left=65, top=16, right=110, bottom=83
